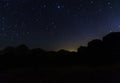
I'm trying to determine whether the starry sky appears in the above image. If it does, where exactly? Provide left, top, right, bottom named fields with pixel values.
left=0, top=0, right=120, bottom=51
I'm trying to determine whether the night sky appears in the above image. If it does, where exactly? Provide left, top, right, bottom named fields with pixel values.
left=0, top=0, right=120, bottom=51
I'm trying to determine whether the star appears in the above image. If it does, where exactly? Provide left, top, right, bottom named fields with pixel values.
left=46, top=27, right=49, bottom=30
left=97, top=9, right=103, bottom=13
left=109, top=30, right=113, bottom=32
left=14, top=24, right=18, bottom=27
left=1, top=28, right=5, bottom=31
left=51, top=21, right=55, bottom=25
left=43, top=4, right=47, bottom=8
left=118, top=25, right=120, bottom=28
left=90, top=0, right=94, bottom=4
left=35, top=18, right=40, bottom=22
left=109, top=6, right=113, bottom=9
left=57, top=5, right=61, bottom=9
left=10, top=37, right=14, bottom=41
left=107, top=2, right=111, bottom=5
left=2, top=17, right=5, bottom=20
left=53, top=25, right=57, bottom=29
left=26, top=32, right=30, bottom=35
left=15, top=33, right=19, bottom=37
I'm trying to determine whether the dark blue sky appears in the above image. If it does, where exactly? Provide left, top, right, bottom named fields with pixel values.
left=0, top=0, right=120, bottom=51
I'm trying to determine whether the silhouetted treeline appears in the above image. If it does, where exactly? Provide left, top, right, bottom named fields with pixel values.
left=0, top=32, right=120, bottom=70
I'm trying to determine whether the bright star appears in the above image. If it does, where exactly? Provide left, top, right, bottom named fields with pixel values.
left=57, top=5, right=61, bottom=9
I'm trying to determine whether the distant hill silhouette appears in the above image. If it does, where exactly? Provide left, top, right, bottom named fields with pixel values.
left=0, top=32, right=119, bottom=69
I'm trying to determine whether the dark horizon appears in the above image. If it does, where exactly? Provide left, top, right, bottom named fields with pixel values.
left=0, top=31, right=118, bottom=52
left=0, top=31, right=116, bottom=52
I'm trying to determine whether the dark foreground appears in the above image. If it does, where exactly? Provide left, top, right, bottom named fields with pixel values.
left=0, top=65, right=119, bottom=83
left=1, top=32, right=120, bottom=82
